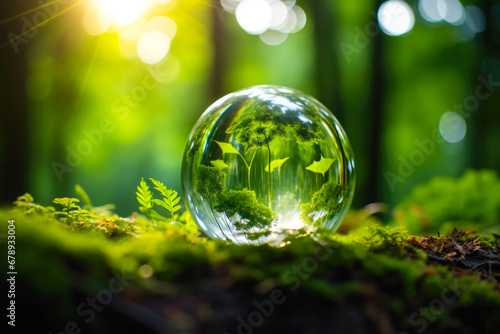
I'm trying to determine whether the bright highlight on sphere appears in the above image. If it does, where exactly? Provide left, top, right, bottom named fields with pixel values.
left=439, top=112, right=466, bottom=143
left=378, top=1, right=415, bottom=36
left=235, top=0, right=273, bottom=35
left=137, top=31, right=171, bottom=65
left=95, top=0, right=149, bottom=26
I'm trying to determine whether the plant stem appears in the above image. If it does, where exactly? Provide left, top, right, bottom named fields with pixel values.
left=266, top=141, right=272, bottom=209
left=247, top=149, right=257, bottom=189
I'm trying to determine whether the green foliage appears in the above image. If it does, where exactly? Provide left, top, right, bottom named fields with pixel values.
left=13, top=193, right=55, bottom=215
left=13, top=192, right=141, bottom=238
left=195, top=165, right=227, bottom=198
left=226, top=103, right=325, bottom=148
left=393, top=169, right=500, bottom=234
left=306, top=155, right=336, bottom=177
left=13, top=183, right=198, bottom=239
left=363, top=224, right=409, bottom=253
left=215, top=189, right=276, bottom=231
left=53, top=197, right=94, bottom=225
left=196, top=165, right=277, bottom=232
left=136, top=177, right=155, bottom=221
left=136, top=178, right=153, bottom=210
left=301, top=182, right=345, bottom=227
left=150, top=178, right=182, bottom=219
left=210, top=159, right=228, bottom=169
left=75, top=184, right=92, bottom=209
left=135, top=178, right=191, bottom=235
left=215, top=140, right=241, bottom=155
left=5, top=203, right=500, bottom=334
left=265, top=157, right=289, bottom=172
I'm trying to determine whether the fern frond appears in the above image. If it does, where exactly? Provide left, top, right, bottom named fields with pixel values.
left=136, top=178, right=153, bottom=210
left=163, top=189, right=182, bottom=217
left=149, top=178, right=182, bottom=218
left=75, top=184, right=92, bottom=210
left=149, top=178, right=169, bottom=198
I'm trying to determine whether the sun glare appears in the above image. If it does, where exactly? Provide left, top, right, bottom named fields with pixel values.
left=95, top=0, right=150, bottom=26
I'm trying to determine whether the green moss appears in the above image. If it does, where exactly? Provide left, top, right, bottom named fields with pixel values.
left=301, top=182, right=345, bottom=227
left=215, top=189, right=276, bottom=231
left=3, top=177, right=500, bottom=332
left=393, top=169, right=500, bottom=234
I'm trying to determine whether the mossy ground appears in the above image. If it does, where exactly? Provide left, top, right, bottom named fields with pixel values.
left=4, top=170, right=500, bottom=333
left=3, top=211, right=499, bottom=333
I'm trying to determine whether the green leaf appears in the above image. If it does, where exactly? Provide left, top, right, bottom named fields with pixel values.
left=149, top=178, right=182, bottom=218
left=306, top=156, right=336, bottom=177
left=265, top=157, right=289, bottom=172
left=215, top=141, right=240, bottom=155
left=136, top=178, right=153, bottom=209
left=75, top=184, right=92, bottom=209
left=149, top=178, right=169, bottom=199
left=210, top=159, right=228, bottom=169
left=152, top=199, right=169, bottom=210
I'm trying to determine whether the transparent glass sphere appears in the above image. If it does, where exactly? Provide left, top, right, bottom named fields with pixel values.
left=182, top=85, right=355, bottom=246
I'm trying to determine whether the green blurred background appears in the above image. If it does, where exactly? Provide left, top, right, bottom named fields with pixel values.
left=1, top=0, right=499, bottom=216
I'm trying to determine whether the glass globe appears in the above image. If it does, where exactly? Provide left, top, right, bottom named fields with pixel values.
left=182, top=85, right=355, bottom=245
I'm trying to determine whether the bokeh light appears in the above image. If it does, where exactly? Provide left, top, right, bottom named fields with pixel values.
left=82, top=11, right=110, bottom=36
left=277, top=6, right=297, bottom=33
left=137, top=31, right=171, bottom=65
left=144, top=16, right=177, bottom=40
left=95, top=0, right=150, bottom=26
left=227, top=0, right=306, bottom=44
left=465, top=6, right=486, bottom=33
left=260, top=29, right=288, bottom=45
left=235, top=0, right=273, bottom=35
left=148, top=56, right=181, bottom=83
left=291, top=5, right=307, bottom=33
left=439, top=112, right=466, bottom=143
left=269, top=1, right=288, bottom=29
left=419, top=0, right=442, bottom=23
left=437, top=0, right=465, bottom=25
left=221, top=0, right=239, bottom=14
left=378, top=1, right=415, bottom=36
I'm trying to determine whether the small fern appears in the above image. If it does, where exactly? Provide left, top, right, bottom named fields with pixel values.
left=13, top=193, right=55, bottom=215
left=136, top=177, right=156, bottom=224
left=150, top=178, right=181, bottom=220
left=53, top=197, right=94, bottom=225
left=136, top=177, right=184, bottom=227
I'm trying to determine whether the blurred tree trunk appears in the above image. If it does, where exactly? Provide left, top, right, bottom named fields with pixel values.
left=364, top=0, right=385, bottom=205
left=0, top=3, right=30, bottom=204
left=307, top=0, right=345, bottom=123
left=473, top=0, right=500, bottom=170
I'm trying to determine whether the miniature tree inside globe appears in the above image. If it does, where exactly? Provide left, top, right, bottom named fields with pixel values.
left=182, top=85, right=355, bottom=246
